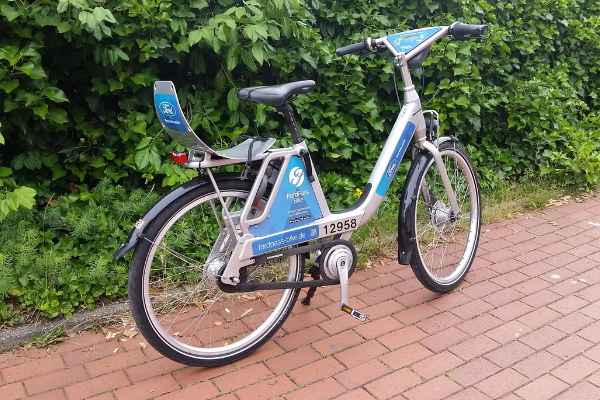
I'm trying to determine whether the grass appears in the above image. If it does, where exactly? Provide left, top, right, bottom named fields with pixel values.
left=350, top=178, right=591, bottom=268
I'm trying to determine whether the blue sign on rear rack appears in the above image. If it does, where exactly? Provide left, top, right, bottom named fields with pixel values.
left=386, top=27, right=441, bottom=54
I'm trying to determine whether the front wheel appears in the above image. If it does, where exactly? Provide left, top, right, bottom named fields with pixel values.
left=406, top=140, right=481, bottom=292
left=128, top=179, right=304, bottom=367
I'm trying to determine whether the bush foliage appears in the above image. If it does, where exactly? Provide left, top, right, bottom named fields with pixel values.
left=0, top=0, right=599, bottom=318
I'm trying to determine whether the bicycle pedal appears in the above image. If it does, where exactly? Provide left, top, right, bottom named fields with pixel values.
left=341, top=304, right=368, bottom=322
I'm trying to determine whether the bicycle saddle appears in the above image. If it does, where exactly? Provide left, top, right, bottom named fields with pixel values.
left=238, top=80, right=316, bottom=107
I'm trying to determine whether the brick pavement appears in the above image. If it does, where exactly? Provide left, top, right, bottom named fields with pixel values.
left=3, top=197, right=600, bottom=399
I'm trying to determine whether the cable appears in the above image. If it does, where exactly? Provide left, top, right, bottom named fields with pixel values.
left=413, top=39, right=450, bottom=116
left=392, top=64, right=402, bottom=112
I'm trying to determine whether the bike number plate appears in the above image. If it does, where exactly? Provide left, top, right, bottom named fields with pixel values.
left=322, top=218, right=358, bottom=235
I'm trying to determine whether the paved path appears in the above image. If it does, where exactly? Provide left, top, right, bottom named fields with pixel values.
left=2, top=197, right=600, bottom=400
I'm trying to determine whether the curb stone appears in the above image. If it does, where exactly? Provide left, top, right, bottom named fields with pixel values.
left=0, top=300, right=130, bottom=351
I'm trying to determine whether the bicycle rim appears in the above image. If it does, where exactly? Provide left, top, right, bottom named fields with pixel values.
left=414, top=146, right=480, bottom=285
left=138, top=189, right=301, bottom=358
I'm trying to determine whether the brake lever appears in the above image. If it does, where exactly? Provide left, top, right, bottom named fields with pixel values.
left=464, top=35, right=488, bottom=41
left=359, top=50, right=378, bottom=59
left=450, top=35, right=488, bottom=41
left=359, top=44, right=388, bottom=59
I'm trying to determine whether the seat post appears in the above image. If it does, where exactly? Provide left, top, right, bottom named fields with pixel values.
left=275, top=103, right=303, bottom=144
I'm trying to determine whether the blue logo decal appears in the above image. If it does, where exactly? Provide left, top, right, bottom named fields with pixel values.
left=252, top=225, right=319, bottom=255
left=387, top=27, right=441, bottom=54
left=159, top=102, right=177, bottom=117
left=154, top=93, right=188, bottom=132
left=376, top=122, right=415, bottom=196
left=289, top=167, right=305, bottom=187
left=252, top=157, right=322, bottom=236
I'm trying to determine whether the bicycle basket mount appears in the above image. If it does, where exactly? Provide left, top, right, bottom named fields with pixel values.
left=154, top=81, right=275, bottom=160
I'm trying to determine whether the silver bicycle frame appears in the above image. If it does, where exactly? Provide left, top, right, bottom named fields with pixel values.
left=205, top=26, right=460, bottom=283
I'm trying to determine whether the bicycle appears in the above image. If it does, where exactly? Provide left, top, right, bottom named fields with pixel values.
left=113, top=22, right=488, bottom=367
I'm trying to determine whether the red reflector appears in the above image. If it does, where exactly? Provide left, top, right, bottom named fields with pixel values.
left=170, top=152, right=188, bottom=163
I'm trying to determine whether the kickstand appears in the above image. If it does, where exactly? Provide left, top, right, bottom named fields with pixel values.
left=301, top=264, right=320, bottom=305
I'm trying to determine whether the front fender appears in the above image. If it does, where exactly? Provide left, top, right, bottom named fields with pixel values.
left=398, top=137, right=459, bottom=265
left=112, top=172, right=241, bottom=259
left=398, top=153, right=429, bottom=265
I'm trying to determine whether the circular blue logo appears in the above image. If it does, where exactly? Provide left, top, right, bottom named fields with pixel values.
left=159, top=102, right=177, bottom=117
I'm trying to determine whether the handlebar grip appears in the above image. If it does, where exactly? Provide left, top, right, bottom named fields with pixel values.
left=336, top=41, right=367, bottom=56
left=450, top=22, right=489, bottom=39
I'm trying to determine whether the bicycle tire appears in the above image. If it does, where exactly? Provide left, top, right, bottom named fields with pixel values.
left=128, top=179, right=304, bottom=367
left=405, top=141, right=481, bottom=292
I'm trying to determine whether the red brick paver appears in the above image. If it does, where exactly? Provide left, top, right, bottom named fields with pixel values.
left=2, top=198, right=600, bottom=399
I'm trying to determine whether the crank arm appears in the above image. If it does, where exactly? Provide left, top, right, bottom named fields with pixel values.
left=337, top=251, right=368, bottom=322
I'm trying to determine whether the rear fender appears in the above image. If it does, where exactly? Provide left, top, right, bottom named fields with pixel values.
left=112, top=172, right=242, bottom=259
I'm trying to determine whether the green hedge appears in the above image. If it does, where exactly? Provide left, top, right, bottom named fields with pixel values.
left=0, top=0, right=599, bottom=319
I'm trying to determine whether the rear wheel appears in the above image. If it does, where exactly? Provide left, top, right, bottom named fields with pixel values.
left=408, top=141, right=481, bottom=292
left=128, top=180, right=304, bottom=367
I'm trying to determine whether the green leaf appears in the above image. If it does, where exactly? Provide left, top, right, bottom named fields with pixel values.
left=18, top=62, right=34, bottom=75
left=19, top=62, right=46, bottom=79
left=251, top=43, right=264, bottom=65
left=0, top=167, right=12, bottom=178
left=240, top=49, right=256, bottom=71
left=69, top=0, right=88, bottom=10
left=3, top=186, right=37, bottom=213
left=215, top=69, right=227, bottom=90
left=227, top=88, right=239, bottom=111
left=44, top=87, right=69, bottom=102
left=1, top=4, right=22, bottom=21
left=135, top=149, right=150, bottom=169
left=57, top=0, right=69, bottom=13
left=446, top=47, right=457, bottom=63
left=91, top=156, right=106, bottom=168
left=104, top=10, right=116, bottom=23
left=136, top=137, right=152, bottom=150
left=57, top=21, right=70, bottom=33
left=113, top=48, right=129, bottom=61
left=104, top=166, right=128, bottom=182
left=93, top=7, right=105, bottom=23
left=254, top=24, right=268, bottom=39
left=33, top=102, right=49, bottom=119
left=41, top=153, right=59, bottom=167
left=51, top=164, right=67, bottom=180
left=455, top=95, right=469, bottom=107
left=149, top=150, right=161, bottom=171
left=34, top=12, right=61, bottom=27
left=108, top=79, right=123, bottom=91
left=424, top=82, right=436, bottom=95
left=102, top=148, right=116, bottom=160
left=86, top=14, right=99, bottom=30
left=243, top=25, right=258, bottom=42
left=47, top=108, right=68, bottom=124
left=0, top=79, right=19, bottom=94
left=225, top=44, right=240, bottom=71
left=192, top=0, right=209, bottom=9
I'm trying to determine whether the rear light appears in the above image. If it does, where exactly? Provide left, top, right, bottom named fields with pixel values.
left=170, top=151, right=188, bottom=163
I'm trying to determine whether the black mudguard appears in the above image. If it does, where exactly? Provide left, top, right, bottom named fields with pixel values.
left=398, top=137, right=458, bottom=265
left=397, top=153, right=429, bottom=265
left=112, top=172, right=242, bottom=259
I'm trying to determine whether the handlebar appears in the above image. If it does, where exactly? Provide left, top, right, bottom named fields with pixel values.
left=449, top=22, right=489, bottom=40
left=335, top=22, right=489, bottom=57
left=335, top=40, right=367, bottom=56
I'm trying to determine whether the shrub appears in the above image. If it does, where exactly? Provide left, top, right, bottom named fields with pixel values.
left=0, top=0, right=599, bottom=317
